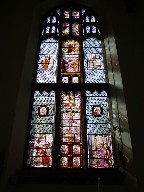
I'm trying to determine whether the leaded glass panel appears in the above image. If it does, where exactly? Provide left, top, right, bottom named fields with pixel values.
left=27, top=90, right=55, bottom=167
left=63, top=11, right=70, bottom=18
left=86, top=26, right=90, bottom=33
left=83, top=37, right=106, bottom=83
left=46, top=26, right=50, bottom=33
left=86, top=16, right=90, bottom=22
left=59, top=91, right=83, bottom=168
left=52, top=16, right=56, bottom=23
left=61, top=40, right=80, bottom=83
left=51, top=26, right=56, bottom=33
left=36, top=38, right=58, bottom=83
left=47, top=17, right=50, bottom=23
left=56, top=9, right=60, bottom=16
left=88, top=135, right=114, bottom=168
left=62, top=23, right=70, bottom=36
left=72, top=23, right=80, bottom=36
left=72, top=11, right=80, bottom=18
left=86, top=90, right=114, bottom=168
left=91, top=16, right=96, bottom=22
left=82, top=8, right=86, bottom=15
left=92, top=26, right=96, bottom=33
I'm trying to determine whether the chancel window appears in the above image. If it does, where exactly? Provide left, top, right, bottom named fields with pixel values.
left=26, top=5, right=114, bottom=169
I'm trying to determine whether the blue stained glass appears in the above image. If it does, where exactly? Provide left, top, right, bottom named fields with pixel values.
left=47, top=17, right=50, bottom=23
left=27, top=90, right=55, bottom=167
left=86, top=16, right=89, bottom=22
left=92, top=26, right=96, bottom=33
left=82, top=8, right=86, bottom=15
left=86, top=26, right=90, bottom=33
left=91, top=16, right=96, bottom=22
left=46, top=26, right=50, bottom=33
left=83, top=38, right=106, bottom=83
left=86, top=90, right=114, bottom=168
left=51, top=26, right=56, bottom=33
left=36, top=38, right=58, bottom=83
left=52, top=16, right=56, bottom=23
left=42, top=29, right=44, bottom=36
left=56, top=9, right=60, bottom=15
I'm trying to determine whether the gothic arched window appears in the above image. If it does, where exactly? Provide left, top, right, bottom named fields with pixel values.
left=26, top=5, right=114, bottom=169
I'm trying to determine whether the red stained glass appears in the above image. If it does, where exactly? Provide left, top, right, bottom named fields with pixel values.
left=73, top=157, right=81, bottom=167
left=72, top=76, right=79, bottom=83
left=72, top=11, right=80, bottom=18
left=59, top=91, right=83, bottom=168
left=60, top=144, right=69, bottom=154
left=87, top=54, right=101, bottom=70
left=62, top=40, right=79, bottom=54
left=92, top=105, right=103, bottom=117
left=73, top=145, right=81, bottom=154
left=38, top=105, right=48, bottom=117
left=61, top=40, right=80, bottom=83
left=62, top=23, right=69, bottom=36
left=63, top=11, right=70, bottom=18
left=88, top=135, right=113, bottom=168
left=28, top=134, right=53, bottom=167
left=60, top=157, right=69, bottom=168
left=72, top=23, right=80, bottom=36
left=41, top=55, right=51, bottom=70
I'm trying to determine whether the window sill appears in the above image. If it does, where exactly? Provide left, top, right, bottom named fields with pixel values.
left=16, top=167, right=125, bottom=185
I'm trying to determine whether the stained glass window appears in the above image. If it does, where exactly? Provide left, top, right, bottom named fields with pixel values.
left=27, top=5, right=114, bottom=169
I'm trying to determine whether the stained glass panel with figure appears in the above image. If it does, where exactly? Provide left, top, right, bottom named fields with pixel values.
left=59, top=91, right=83, bottom=168
left=27, top=91, right=55, bottom=167
left=63, top=11, right=70, bottom=18
left=88, top=135, right=113, bottom=168
left=72, top=23, right=80, bottom=36
left=86, top=90, right=114, bottom=168
left=62, top=23, right=70, bottom=36
left=83, top=38, right=106, bottom=83
left=72, top=11, right=80, bottom=18
left=61, top=40, right=80, bottom=83
left=36, top=38, right=58, bottom=83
